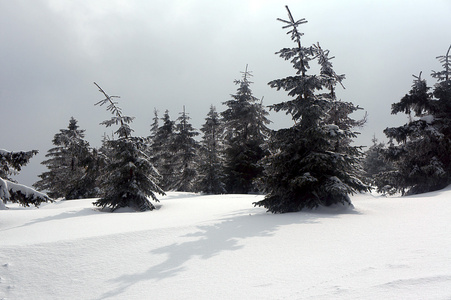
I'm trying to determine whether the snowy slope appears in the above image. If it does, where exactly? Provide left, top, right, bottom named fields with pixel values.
left=1, top=189, right=451, bottom=300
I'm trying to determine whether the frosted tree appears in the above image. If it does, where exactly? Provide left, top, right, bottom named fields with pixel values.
left=313, top=42, right=367, bottom=149
left=362, top=136, right=394, bottom=187
left=221, top=65, right=270, bottom=193
left=378, top=45, right=451, bottom=195
left=1, top=149, right=37, bottom=181
left=149, top=108, right=159, bottom=143
left=150, top=110, right=177, bottom=190
left=171, top=106, right=200, bottom=192
left=1, top=149, right=51, bottom=208
left=34, top=117, right=96, bottom=199
left=196, top=105, right=226, bottom=194
left=254, top=6, right=369, bottom=213
left=93, top=83, right=165, bottom=211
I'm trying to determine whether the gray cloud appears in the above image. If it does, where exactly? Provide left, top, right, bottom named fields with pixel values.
left=1, top=0, right=450, bottom=186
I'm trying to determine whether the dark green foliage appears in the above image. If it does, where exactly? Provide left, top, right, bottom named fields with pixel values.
left=171, top=106, right=200, bottom=192
left=94, top=137, right=164, bottom=211
left=221, top=65, right=270, bottom=194
left=34, top=117, right=97, bottom=199
left=378, top=46, right=451, bottom=195
left=1, top=149, right=52, bottom=207
left=254, top=6, right=369, bottom=213
left=0, top=149, right=38, bottom=180
left=150, top=110, right=177, bottom=190
left=1, top=179, right=52, bottom=208
left=197, top=105, right=226, bottom=194
left=362, top=137, right=394, bottom=186
left=149, top=108, right=160, bottom=143
left=92, top=83, right=165, bottom=211
left=223, top=138, right=266, bottom=194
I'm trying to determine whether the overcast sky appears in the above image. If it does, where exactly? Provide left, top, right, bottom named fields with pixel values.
left=1, top=0, right=450, bottom=186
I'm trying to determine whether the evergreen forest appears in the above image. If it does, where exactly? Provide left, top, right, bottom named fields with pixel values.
left=1, top=6, right=450, bottom=212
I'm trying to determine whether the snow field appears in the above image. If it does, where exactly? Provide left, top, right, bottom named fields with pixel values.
left=1, top=189, right=451, bottom=299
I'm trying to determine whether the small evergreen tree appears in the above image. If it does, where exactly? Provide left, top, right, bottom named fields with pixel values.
left=149, top=108, right=160, bottom=142
left=171, top=106, right=200, bottom=192
left=221, top=65, right=270, bottom=193
left=254, top=6, right=370, bottom=213
left=196, top=105, right=226, bottom=194
left=93, top=83, right=165, bottom=211
left=1, top=149, right=51, bottom=208
left=362, top=136, right=394, bottom=187
left=34, top=117, right=95, bottom=199
left=146, top=108, right=160, bottom=152
left=377, top=45, right=451, bottom=195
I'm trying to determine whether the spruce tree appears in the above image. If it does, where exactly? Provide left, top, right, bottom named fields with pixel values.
left=34, top=117, right=95, bottom=199
left=151, top=110, right=177, bottom=190
left=221, top=65, right=270, bottom=193
left=362, top=136, right=394, bottom=187
left=171, top=106, right=200, bottom=192
left=1, top=149, right=51, bottom=208
left=196, top=105, right=226, bottom=194
left=254, top=6, right=370, bottom=213
left=149, top=108, right=159, bottom=143
left=1, top=149, right=37, bottom=181
left=93, top=83, right=165, bottom=211
left=377, top=45, right=451, bottom=195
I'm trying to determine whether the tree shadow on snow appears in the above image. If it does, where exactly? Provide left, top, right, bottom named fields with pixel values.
left=2, top=207, right=101, bottom=231
left=99, top=205, right=361, bottom=299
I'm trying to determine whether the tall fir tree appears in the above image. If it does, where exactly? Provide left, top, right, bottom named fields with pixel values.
left=254, top=6, right=370, bottom=213
left=34, top=117, right=96, bottom=199
left=377, top=45, right=451, bottom=195
left=1, top=149, right=51, bottom=208
left=151, top=110, right=177, bottom=190
left=93, top=83, right=164, bottom=211
left=171, top=106, right=200, bottom=192
left=221, top=65, right=270, bottom=193
left=196, top=105, right=226, bottom=194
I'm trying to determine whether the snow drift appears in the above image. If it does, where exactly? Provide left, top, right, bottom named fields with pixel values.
left=1, top=189, right=451, bottom=299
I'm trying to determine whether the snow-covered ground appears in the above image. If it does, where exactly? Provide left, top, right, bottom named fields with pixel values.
left=1, top=188, right=451, bottom=299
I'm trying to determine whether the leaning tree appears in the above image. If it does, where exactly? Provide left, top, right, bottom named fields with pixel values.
left=93, top=82, right=165, bottom=211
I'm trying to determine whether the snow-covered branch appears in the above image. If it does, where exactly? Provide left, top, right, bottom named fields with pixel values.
left=1, top=178, right=52, bottom=209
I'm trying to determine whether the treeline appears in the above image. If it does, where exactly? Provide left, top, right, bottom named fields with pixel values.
left=2, top=6, right=450, bottom=213
left=362, top=44, right=451, bottom=196
left=33, top=66, right=270, bottom=205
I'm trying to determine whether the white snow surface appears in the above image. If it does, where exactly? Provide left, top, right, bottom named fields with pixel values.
left=1, top=188, right=451, bottom=299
